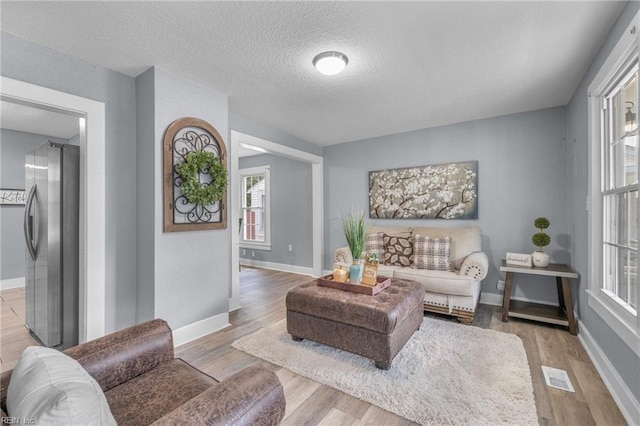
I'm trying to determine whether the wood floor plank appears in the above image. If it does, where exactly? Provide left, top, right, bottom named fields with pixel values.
left=0, top=314, right=26, bottom=330
left=0, top=324, right=35, bottom=346
left=532, top=322, right=623, bottom=425
left=317, top=408, right=358, bottom=426
left=276, top=368, right=322, bottom=418
left=0, top=307, right=17, bottom=319
left=356, top=405, right=416, bottom=426
left=0, top=288, right=24, bottom=301
left=0, top=334, right=38, bottom=373
left=334, top=392, right=371, bottom=420
left=282, top=385, right=342, bottom=425
left=570, top=358, right=627, bottom=425
left=508, top=317, right=555, bottom=424
left=548, top=388, right=597, bottom=426
left=557, top=327, right=592, bottom=364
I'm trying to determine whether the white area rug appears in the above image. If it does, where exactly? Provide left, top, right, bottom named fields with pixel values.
left=232, top=318, right=538, bottom=425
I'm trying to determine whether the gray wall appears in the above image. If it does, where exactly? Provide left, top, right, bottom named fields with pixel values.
left=1, top=32, right=138, bottom=332
left=566, top=1, right=640, bottom=404
left=324, top=106, right=569, bottom=303
left=136, top=66, right=230, bottom=330
left=0, top=32, right=320, bottom=333
left=239, top=154, right=313, bottom=268
left=0, top=130, right=67, bottom=281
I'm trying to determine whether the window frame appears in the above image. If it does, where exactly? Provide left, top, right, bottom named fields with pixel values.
left=587, top=13, right=640, bottom=357
left=239, top=165, right=271, bottom=251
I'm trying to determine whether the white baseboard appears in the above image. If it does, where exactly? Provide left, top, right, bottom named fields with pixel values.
left=1, top=277, right=25, bottom=291
left=480, top=292, right=503, bottom=306
left=577, top=320, right=640, bottom=425
left=172, top=313, right=230, bottom=347
left=229, top=297, right=241, bottom=312
left=240, top=259, right=313, bottom=276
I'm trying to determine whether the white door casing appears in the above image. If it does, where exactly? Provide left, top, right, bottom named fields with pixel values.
left=1, top=76, right=106, bottom=342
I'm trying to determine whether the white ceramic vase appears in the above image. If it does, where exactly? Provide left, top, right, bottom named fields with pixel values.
left=532, top=251, right=550, bottom=268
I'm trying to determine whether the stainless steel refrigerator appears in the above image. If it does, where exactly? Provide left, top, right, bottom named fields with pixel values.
left=24, top=141, right=79, bottom=349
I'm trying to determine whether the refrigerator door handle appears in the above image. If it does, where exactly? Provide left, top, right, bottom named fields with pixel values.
left=23, top=184, right=37, bottom=260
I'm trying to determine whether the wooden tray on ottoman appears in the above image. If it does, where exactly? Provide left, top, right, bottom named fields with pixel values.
left=317, top=274, right=391, bottom=296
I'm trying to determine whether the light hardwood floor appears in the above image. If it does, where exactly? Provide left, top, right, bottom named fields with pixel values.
left=177, top=268, right=627, bottom=426
left=0, top=269, right=628, bottom=425
left=0, top=287, right=38, bottom=374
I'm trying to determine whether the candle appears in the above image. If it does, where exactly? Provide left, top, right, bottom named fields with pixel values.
left=333, top=266, right=348, bottom=282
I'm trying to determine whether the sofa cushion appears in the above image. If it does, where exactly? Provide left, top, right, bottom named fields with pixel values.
left=105, top=359, right=217, bottom=425
left=7, top=346, right=116, bottom=426
left=393, top=268, right=477, bottom=297
left=413, top=235, right=454, bottom=271
left=382, top=234, right=414, bottom=266
left=411, top=226, right=482, bottom=270
left=376, top=264, right=403, bottom=277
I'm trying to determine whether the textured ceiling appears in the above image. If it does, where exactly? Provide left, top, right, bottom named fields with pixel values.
left=0, top=1, right=626, bottom=146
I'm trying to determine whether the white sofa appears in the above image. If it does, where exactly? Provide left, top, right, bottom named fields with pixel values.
left=334, top=225, right=488, bottom=324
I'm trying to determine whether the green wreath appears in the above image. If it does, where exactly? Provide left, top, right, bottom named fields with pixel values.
left=177, top=150, right=227, bottom=206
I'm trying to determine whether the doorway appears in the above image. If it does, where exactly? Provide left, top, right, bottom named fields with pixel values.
left=229, top=131, right=323, bottom=311
left=1, top=76, right=106, bottom=343
left=0, top=101, right=82, bottom=364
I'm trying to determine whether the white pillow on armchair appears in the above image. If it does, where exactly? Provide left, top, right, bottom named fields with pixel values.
left=7, top=346, right=116, bottom=426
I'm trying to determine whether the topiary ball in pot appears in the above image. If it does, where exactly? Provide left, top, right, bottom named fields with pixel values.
left=532, top=232, right=550, bottom=251
left=531, top=217, right=550, bottom=267
left=534, top=217, right=550, bottom=230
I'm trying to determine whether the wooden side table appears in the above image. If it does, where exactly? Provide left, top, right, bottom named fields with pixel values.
left=500, top=260, right=579, bottom=335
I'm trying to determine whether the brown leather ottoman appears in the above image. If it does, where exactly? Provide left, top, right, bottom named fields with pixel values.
left=286, top=278, right=425, bottom=369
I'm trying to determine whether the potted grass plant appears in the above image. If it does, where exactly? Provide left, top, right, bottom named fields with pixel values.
left=342, top=210, right=366, bottom=283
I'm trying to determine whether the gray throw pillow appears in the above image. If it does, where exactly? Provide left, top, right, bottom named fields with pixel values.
left=413, top=235, right=454, bottom=271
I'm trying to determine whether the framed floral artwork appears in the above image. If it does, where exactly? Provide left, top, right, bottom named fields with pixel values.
left=369, top=161, right=478, bottom=219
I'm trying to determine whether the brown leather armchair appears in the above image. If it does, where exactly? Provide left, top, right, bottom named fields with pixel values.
left=1, top=319, right=286, bottom=425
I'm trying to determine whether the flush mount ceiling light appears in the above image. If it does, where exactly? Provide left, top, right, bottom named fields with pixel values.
left=313, top=51, right=348, bottom=76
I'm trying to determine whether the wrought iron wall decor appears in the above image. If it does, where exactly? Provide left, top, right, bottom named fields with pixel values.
left=369, top=161, right=478, bottom=219
left=163, top=117, right=228, bottom=232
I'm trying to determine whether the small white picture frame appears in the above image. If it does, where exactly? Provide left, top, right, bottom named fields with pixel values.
left=0, top=189, right=26, bottom=206
left=506, top=252, right=532, bottom=267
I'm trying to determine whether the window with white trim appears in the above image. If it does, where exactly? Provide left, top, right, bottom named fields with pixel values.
left=602, top=65, right=638, bottom=315
left=240, top=166, right=271, bottom=250
left=588, top=14, right=639, bottom=354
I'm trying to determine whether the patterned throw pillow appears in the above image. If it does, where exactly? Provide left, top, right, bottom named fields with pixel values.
left=413, top=235, right=454, bottom=271
left=365, top=232, right=384, bottom=258
left=382, top=234, right=414, bottom=266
